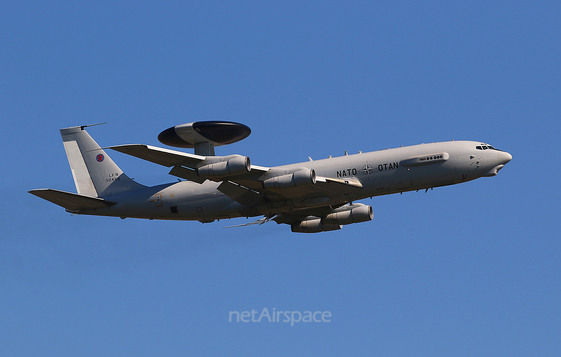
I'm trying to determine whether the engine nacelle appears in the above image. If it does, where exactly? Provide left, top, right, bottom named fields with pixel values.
left=196, top=156, right=251, bottom=177
left=322, top=203, right=373, bottom=226
left=291, top=218, right=341, bottom=233
left=262, top=168, right=316, bottom=189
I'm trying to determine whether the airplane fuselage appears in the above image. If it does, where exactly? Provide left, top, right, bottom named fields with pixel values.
left=78, top=140, right=511, bottom=222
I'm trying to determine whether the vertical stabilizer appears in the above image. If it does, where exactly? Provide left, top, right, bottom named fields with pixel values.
left=60, top=125, right=145, bottom=197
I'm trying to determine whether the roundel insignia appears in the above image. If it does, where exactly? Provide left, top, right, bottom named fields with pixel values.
left=96, top=154, right=104, bottom=162
left=363, top=164, right=373, bottom=175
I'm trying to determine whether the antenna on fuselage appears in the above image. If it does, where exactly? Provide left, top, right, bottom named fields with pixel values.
left=79, top=122, right=107, bottom=130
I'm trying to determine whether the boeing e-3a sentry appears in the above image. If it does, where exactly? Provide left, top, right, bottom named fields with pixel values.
left=29, top=122, right=512, bottom=233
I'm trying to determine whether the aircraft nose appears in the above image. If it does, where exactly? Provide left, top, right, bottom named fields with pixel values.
left=498, top=151, right=512, bottom=165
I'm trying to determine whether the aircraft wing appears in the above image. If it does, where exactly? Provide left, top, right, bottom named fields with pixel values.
left=109, top=144, right=362, bottom=208
left=109, top=144, right=269, bottom=174
left=316, top=176, right=363, bottom=188
left=228, top=174, right=364, bottom=209
left=109, top=144, right=271, bottom=205
left=109, top=144, right=206, bottom=167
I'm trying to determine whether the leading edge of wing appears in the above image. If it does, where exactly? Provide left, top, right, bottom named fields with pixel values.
left=109, top=144, right=270, bottom=175
left=108, top=144, right=206, bottom=167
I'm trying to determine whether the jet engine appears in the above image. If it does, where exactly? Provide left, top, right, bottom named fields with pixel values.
left=196, top=155, right=251, bottom=177
left=262, top=168, right=316, bottom=189
left=291, top=219, right=342, bottom=233
left=322, top=203, right=373, bottom=226
left=290, top=203, right=373, bottom=233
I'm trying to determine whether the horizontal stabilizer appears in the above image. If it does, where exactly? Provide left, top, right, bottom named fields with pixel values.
left=29, top=189, right=116, bottom=211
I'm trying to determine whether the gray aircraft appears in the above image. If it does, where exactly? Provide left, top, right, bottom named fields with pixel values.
left=29, top=122, right=512, bottom=233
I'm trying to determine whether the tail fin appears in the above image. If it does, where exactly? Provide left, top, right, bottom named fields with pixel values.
left=61, top=125, right=145, bottom=197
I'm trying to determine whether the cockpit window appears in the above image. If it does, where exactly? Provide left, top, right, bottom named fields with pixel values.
left=476, top=144, right=499, bottom=151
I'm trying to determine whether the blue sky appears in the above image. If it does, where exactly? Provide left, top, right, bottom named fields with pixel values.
left=1, top=1, right=560, bottom=355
